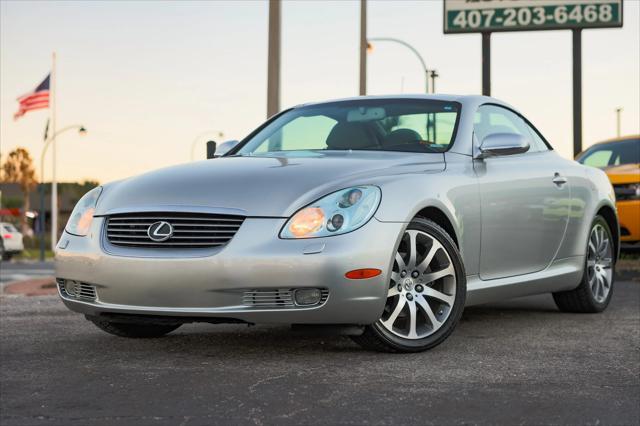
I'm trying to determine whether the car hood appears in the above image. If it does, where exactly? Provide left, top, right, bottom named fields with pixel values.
left=604, top=163, right=640, bottom=184
left=95, top=151, right=445, bottom=217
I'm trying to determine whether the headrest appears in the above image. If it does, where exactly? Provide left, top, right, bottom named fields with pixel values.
left=326, top=122, right=374, bottom=150
left=383, top=128, right=422, bottom=147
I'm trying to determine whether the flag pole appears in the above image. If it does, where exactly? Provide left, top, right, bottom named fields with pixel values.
left=50, top=52, right=58, bottom=252
left=39, top=119, right=49, bottom=262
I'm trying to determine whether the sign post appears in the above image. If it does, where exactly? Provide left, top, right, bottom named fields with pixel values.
left=443, top=0, right=623, bottom=155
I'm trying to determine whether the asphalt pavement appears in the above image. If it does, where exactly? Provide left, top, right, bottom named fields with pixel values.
left=1, top=275, right=638, bottom=426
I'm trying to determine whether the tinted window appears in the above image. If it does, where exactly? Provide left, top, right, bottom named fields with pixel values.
left=578, top=139, right=640, bottom=167
left=3, top=224, right=17, bottom=233
left=474, top=105, right=535, bottom=151
left=257, top=115, right=337, bottom=152
left=525, top=123, right=550, bottom=152
left=236, top=100, right=461, bottom=155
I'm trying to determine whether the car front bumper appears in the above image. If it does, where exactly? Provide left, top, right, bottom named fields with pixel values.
left=55, top=217, right=405, bottom=324
left=617, top=200, right=640, bottom=243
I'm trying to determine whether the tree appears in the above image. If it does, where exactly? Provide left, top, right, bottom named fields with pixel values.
left=1, top=148, right=38, bottom=235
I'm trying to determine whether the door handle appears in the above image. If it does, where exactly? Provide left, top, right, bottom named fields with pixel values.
left=552, top=173, right=568, bottom=186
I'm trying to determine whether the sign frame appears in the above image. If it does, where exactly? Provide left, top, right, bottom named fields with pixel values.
left=443, top=0, right=624, bottom=34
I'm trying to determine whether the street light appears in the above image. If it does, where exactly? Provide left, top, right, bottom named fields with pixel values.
left=430, top=70, right=439, bottom=94
left=190, top=130, right=224, bottom=161
left=615, top=107, right=623, bottom=138
left=39, top=124, right=87, bottom=260
left=367, top=37, right=430, bottom=93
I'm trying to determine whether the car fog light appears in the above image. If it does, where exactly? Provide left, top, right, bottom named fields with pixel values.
left=64, top=280, right=79, bottom=297
left=294, top=288, right=322, bottom=306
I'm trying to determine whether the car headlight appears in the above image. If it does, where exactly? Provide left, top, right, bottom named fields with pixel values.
left=280, top=186, right=381, bottom=239
left=614, top=183, right=640, bottom=201
left=65, top=187, right=102, bottom=236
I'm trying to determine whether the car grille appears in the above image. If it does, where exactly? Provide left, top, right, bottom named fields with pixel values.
left=105, top=212, right=245, bottom=248
left=242, top=289, right=329, bottom=308
left=613, top=184, right=639, bottom=201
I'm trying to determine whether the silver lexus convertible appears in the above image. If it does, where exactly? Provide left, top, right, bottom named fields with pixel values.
left=56, top=95, right=619, bottom=352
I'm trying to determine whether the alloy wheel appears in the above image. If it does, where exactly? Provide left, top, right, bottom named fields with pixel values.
left=380, top=229, right=457, bottom=340
left=587, top=223, right=613, bottom=303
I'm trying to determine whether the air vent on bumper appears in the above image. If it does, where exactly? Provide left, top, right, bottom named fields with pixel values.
left=57, top=279, right=97, bottom=300
left=242, top=288, right=329, bottom=308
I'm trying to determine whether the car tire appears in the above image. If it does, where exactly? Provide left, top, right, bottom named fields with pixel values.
left=553, top=215, right=615, bottom=313
left=0, top=241, right=7, bottom=261
left=352, top=218, right=466, bottom=353
left=87, top=316, right=181, bottom=338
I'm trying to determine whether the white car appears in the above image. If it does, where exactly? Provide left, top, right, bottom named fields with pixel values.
left=1, top=222, right=24, bottom=261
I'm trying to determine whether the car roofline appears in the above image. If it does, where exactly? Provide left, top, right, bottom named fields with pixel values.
left=590, top=135, right=640, bottom=145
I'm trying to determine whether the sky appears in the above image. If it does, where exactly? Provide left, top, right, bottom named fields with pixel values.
left=1, top=0, right=639, bottom=184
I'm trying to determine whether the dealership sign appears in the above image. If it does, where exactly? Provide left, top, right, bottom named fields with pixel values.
left=444, top=0, right=623, bottom=33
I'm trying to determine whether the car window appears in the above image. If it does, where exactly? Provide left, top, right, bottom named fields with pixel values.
left=525, top=123, right=550, bottom=152
left=474, top=105, right=537, bottom=151
left=390, top=112, right=459, bottom=147
left=259, top=115, right=336, bottom=152
left=236, top=99, right=462, bottom=155
left=581, top=150, right=615, bottom=168
left=578, top=139, right=640, bottom=167
left=2, top=224, right=18, bottom=233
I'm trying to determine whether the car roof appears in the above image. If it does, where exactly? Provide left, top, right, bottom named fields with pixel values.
left=590, top=135, right=640, bottom=146
left=577, top=135, right=639, bottom=157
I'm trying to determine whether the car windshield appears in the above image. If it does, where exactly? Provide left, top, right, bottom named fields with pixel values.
left=577, top=138, right=640, bottom=168
left=3, top=224, right=18, bottom=233
left=235, top=99, right=461, bottom=156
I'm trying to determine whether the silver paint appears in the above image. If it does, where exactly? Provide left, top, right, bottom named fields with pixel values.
left=56, top=94, right=618, bottom=325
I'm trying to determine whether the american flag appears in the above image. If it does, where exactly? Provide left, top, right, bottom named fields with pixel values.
left=14, top=74, right=50, bottom=120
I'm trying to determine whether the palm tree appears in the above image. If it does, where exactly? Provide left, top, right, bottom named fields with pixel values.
left=1, top=148, right=37, bottom=235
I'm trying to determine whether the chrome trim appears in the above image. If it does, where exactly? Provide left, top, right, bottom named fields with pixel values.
left=96, top=205, right=248, bottom=217
left=242, top=288, right=329, bottom=308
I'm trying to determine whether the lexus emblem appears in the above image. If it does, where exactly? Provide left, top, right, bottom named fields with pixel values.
left=147, top=221, right=173, bottom=242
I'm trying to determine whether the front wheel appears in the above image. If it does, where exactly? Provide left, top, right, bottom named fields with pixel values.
left=0, top=241, right=9, bottom=261
left=352, top=218, right=466, bottom=353
left=87, top=316, right=181, bottom=338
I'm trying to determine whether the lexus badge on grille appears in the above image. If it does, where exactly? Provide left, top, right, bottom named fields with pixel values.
left=147, top=221, right=174, bottom=242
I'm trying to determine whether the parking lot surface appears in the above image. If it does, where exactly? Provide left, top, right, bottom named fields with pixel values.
left=1, top=280, right=638, bottom=426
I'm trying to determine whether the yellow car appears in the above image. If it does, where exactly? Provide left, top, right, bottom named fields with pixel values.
left=577, top=135, right=640, bottom=246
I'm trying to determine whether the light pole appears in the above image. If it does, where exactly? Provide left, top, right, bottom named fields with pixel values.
left=430, top=70, right=439, bottom=94
left=267, top=0, right=281, bottom=117
left=615, top=107, right=623, bottom=138
left=359, top=0, right=367, bottom=95
left=40, top=124, right=86, bottom=260
left=367, top=37, right=430, bottom=93
left=190, top=130, right=224, bottom=161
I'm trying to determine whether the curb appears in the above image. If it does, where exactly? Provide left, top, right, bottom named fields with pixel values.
left=3, top=278, right=57, bottom=296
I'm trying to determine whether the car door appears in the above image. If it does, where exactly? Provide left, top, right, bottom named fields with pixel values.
left=474, top=104, right=570, bottom=280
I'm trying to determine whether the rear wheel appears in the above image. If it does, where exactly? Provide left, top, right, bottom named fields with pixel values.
left=352, top=218, right=466, bottom=353
left=553, top=215, right=615, bottom=313
left=87, top=316, right=181, bottom=338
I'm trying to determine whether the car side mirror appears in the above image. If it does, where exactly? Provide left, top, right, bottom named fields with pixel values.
left=213, top=140, right=240, bottom=158
left=477, top=133, right=530, bottom=159
left=206, top=141, right=217, bottom=159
